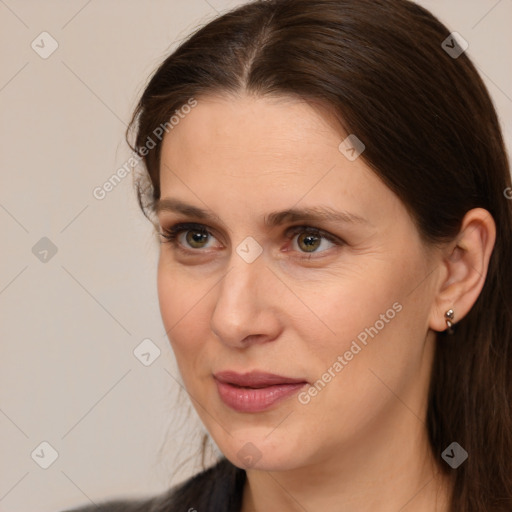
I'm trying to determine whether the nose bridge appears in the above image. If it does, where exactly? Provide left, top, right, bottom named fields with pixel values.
left=216, top=248, right=264, bottom=321
left=210, top=245, right=277, bottom=345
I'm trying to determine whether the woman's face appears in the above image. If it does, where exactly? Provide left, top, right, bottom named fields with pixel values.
left=156, top=94, right=441, bottom=472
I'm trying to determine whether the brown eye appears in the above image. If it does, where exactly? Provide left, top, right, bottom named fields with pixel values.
left=296, top=232, right=322, bottom=253
left=288, top=226, right=340, bottom=256
left=185, top=229, right=210, bottom=248
left=159, top=223, right=219, bottom=252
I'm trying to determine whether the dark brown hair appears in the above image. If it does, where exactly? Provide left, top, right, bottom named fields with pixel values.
left=126, top=0, right=512, bottom=510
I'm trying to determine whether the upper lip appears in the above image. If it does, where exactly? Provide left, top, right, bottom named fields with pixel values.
left=214, top=370, right=307, bottom=388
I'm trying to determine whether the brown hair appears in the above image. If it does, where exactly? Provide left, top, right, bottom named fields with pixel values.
left=127, top=0, right=512, bottom=509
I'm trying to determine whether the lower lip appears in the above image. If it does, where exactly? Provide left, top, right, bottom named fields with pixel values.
left=215, top=379, right=307, bottom=413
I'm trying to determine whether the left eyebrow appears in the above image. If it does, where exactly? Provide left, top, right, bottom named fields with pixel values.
left=264, top=206, right=369, bottom=227
left=155, top=198, right=369, bottom=228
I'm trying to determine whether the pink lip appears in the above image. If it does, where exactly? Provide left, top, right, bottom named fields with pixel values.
left=214, top=371, right=307, bottom=412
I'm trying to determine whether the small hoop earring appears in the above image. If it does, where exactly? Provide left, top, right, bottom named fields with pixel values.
left=444, top=309, right=455, bottom=334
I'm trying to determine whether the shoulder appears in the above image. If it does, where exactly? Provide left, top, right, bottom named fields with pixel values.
left=59, top=457, right=246, bottom=512
left=166, top=456, right=246, bottom=510
left=60, top=493, right=158, bottom=512
left=60, top=499, right=149, bottom=512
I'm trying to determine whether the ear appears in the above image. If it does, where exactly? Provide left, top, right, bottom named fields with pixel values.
left=429, top=208, right=496, bottom=332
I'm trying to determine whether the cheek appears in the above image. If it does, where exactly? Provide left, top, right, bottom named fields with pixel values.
left=288, top=265, right=406, bottom=351
left=297, top=254, right=431, bottom=386
left=302, top=266, right=432, bottom=408
left=157, top=264, right=210, bottom=369
left=292, top=306, right=426, bottom=450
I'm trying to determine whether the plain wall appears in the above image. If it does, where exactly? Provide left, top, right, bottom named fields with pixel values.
left=1, top=1, right=511, bottom=511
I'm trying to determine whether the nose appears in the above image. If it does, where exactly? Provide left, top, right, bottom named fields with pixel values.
left=210, top=249, right=282, bottom=349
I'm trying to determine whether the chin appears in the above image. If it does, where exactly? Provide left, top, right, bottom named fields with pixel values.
left=218, top=429, right=308, bottom=472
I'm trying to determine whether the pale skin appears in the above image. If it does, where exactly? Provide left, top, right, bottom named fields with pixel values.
left=155, top=93, right=496, bottom=511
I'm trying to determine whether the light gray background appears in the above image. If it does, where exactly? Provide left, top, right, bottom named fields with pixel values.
left=1, top=1, right=511, bottom=511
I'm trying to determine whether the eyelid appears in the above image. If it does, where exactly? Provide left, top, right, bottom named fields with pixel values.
left=285, top=225, right=343, bottom=245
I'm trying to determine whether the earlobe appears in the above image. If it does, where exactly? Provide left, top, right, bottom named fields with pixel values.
left=444, top=308, right=455, bottom=334
left=429, top=208, right=496, bottom=333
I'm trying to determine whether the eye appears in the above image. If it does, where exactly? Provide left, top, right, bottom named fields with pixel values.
left=159, top=222, right=219, bottom=251
left=286, top=226, right=341, bottom=257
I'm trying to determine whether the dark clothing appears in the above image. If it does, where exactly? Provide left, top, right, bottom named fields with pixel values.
left=62, top=458, right=246, bottom=512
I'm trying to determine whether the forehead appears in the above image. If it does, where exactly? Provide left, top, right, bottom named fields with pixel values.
left=157, top=93, right=403, bottom=231
left=162, top=93, right=344, bottom=163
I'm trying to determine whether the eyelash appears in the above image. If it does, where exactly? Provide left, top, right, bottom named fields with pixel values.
left=159, top=222, right=344, bottom=260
